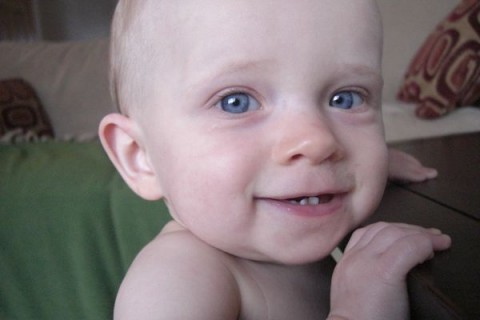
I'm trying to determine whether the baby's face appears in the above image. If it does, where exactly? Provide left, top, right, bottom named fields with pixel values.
left=136, top=0, right=387, bottom=264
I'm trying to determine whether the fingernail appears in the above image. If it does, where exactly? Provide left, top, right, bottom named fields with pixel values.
left=427, top=169, right=438, bottom=178
left=443, top=234, right=452, bottom=246
left=429, top=228, right=442, bottom=234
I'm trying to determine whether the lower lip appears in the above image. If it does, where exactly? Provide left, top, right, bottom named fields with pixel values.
left=258, top=193, right=346, bottom=218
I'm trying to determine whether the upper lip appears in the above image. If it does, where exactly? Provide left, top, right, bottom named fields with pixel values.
left=256, top=170, right=354, bottom=201
left=259, top=187, right=351, bottom=201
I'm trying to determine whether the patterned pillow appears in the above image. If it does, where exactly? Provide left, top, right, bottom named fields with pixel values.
left=397, top=0, right=480, bottom=119
left=0, top=78, right=54, bottom=141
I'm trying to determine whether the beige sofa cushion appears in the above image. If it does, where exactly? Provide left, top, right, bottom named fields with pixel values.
left=0, top=39, right=114, bottom=140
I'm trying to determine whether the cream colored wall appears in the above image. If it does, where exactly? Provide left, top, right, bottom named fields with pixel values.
left=378, top=0, right=460, bottom=101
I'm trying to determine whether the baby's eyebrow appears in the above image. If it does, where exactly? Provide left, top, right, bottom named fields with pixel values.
left=215, top=59, right=275, bottom=74
left=187, top=58, right=276, bottom=87
left=341, top=64, right=383, bottom=81
left=328, top=64, right=384, bottom=91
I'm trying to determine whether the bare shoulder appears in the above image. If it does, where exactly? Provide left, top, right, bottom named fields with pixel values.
left=114, top=222, right=241, bottom=320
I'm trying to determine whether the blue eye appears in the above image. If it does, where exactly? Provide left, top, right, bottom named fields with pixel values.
left=329, top=91, right=364, bottom=110
left=220, top=92, right=260, bottom=114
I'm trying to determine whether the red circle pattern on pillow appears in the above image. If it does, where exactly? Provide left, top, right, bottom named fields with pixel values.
left=0, top=78, right=54, bottom=139
left=397, top=0, right=480, bottom=119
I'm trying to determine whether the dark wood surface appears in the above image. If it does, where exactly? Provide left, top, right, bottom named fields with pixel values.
left=392, top=132, right=480, bottom=220
left=370, top=185, right=480, bottom=319
left=367, top=132, right=480, bottom=319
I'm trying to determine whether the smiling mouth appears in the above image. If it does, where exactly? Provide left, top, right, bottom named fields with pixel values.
left=287, top=195, right=334, bottom=206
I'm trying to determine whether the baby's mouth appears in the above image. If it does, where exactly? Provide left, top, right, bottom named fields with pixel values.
left=287, top=195, right=334, bottom=206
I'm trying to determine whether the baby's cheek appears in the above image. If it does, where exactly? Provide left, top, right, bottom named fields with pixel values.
left=369, top=151, right=389, bottom=205
left=353, top=142, right=388, bottom=218
left=377, top=144, right=390, bottom=182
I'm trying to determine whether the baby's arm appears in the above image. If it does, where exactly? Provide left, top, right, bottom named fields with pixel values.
left=328, top=222, right=451, bottom=320
left=114, top=231, right=241, bottom=320
left=388, top=148, right=438, bottom=183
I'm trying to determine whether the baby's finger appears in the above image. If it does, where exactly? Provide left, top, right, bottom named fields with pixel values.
left=399, top=166, right=438, bottom=183
left=377, top=232, right=451, bottom=283
left=345, top=222, right=394, bottom=251
left=387, top=148, right=438, bottom=183
left=345, top=222, right=432, bottom=253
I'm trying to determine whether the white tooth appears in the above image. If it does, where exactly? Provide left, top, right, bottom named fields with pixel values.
left=299, top=198, right=308, bottom=206
left=308, top=197, right=320, bottom=205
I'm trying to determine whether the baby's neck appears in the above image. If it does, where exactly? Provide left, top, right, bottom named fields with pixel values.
left=230, top=253, right=335, bottom=319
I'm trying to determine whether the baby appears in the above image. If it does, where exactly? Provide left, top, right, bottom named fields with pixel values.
left=99, top=0, right=450, bottom=319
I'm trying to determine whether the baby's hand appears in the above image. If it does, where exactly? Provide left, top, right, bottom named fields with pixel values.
left=328, top=222, right=451, bottom=320
left=388, top=148, right=438, bottom=183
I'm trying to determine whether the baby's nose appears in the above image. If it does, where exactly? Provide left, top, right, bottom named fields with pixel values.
left=271, top=114, right=343, bottom=165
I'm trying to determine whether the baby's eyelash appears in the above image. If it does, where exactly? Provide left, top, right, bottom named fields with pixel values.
left=326, top=86, right=376, bottom=112
left=340, top=87, right=368, bottom=98
left=214, top=88, right=251, bottom=101
left=212, top=87, right=260, bottom=105
left=214, top=90, right=261, bottom=114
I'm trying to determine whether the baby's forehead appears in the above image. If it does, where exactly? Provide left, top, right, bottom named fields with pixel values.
left=114, top=0, right=381, bottom=115
left=134, top=0, right=380, bottom=29
left=137, top=0, right=381, bottom=54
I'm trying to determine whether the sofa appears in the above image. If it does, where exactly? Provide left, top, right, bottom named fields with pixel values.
left=1, top=0, right=479, bottom=319
left=0, top=141, right=171, bottom=319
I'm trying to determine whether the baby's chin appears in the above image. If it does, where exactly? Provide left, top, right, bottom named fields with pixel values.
left=219, top=235, right=344, bottom=266
left=240, top=246, right=338, bottom=266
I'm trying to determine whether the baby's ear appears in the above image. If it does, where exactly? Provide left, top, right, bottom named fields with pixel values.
left=99, top=113, right=163, bottom=200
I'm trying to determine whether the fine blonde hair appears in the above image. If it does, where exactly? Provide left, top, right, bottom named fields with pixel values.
left=110, top=0, right=165, bottom=116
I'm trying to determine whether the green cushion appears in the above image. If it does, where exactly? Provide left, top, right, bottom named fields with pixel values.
left=0, top=140, right=171, bottom=320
